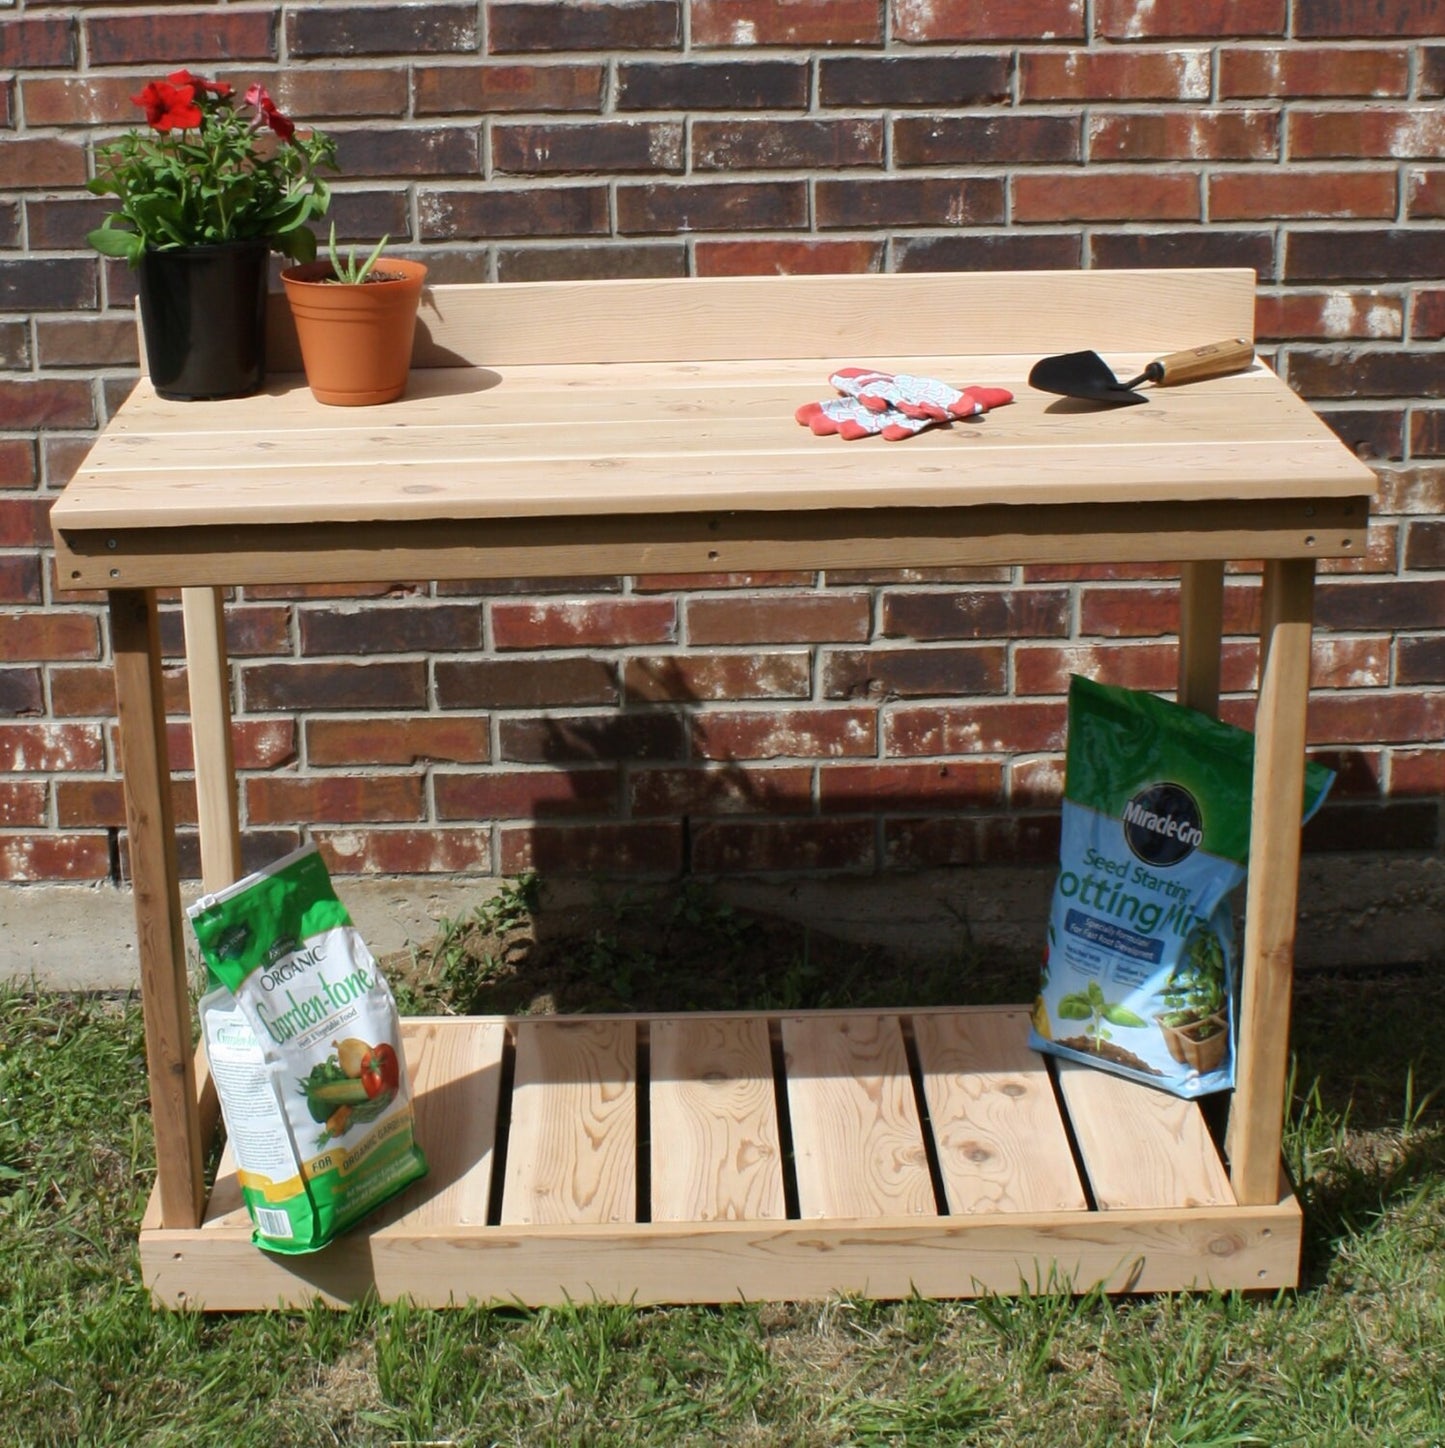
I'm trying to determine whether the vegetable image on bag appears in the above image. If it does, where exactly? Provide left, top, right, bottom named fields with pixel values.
left=189, top=844, right=427, bottom=1253
left=1029, top=676, right=1334, bottom=1098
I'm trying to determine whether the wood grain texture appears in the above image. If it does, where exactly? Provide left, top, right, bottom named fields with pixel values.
left=111, top=589, right=205, bottom=1230
left=181, top=587, right=241, bottom=893
left=202, top=1016, right=477, bottom=1231
left=80, top=271, right=1349, bottom=1309
left=53, top=355, right=1374, bottom=539
left=1177, top=559, right=1225, bottom=717
left=375, top=1017, right=505, bottom=1233
left=143, top=1203, right=1302, bottom=1309
left=69, top=434, right=1362, bottom=524
left=92, top=352, right=1318, bottom=451
left=912, top=1010, right=1087, bottom=1215
left=649, top=1016, right=785, bottom=1223
left=502, top=1018, right=637, bottom=1226
left=260, top=269, right=1259, bottom=371
left=1054, top=1059, right=1235, bottom=1210
left=140, top=1042, right=221, bottom=1235
left=1230, top=557, right=1316, bottom=1205
left=54, top=497, right=1366, bottom=593
left=782, top=1014, right=936, bottom=1219
left=152, top=1010, right=1299, bottom=1309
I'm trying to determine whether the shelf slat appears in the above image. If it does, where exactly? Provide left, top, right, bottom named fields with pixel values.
left=782, top=1014, right=936, bottom=1220
left=501, top=1018, right=638, bottom=1226
left=160, top=1009, right=1294, bottom=1310
left=913, top=1009, right=1089, bottom=1216
left=649, top=1016, right=786, bottom=1223
left=1054, top=1058, right=1235, bottom=1210
left=376, top=1017, right=505, bottom=1233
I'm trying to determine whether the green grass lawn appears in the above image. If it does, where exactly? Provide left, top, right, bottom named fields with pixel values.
left=2, top=878, right=1443, bottom=1447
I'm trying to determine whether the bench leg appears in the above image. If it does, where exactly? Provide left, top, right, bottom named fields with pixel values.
left=111, top=588, right=205, bottom=1229
left=181, top=587, right=242, bottom=893
left=1178, top=559, right=1225, bottom=717
left=1229, top=557, right=1314, bottom=1206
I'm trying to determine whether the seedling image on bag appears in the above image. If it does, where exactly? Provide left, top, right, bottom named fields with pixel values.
left=1055, top=980, right=1150, bottom=1064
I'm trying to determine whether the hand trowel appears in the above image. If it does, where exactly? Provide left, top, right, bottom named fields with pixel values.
left=1028, top=338, right=1254, bottom=406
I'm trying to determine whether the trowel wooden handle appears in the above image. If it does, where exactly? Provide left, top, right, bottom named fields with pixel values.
left=1149, top=338, right=1254, bottom=386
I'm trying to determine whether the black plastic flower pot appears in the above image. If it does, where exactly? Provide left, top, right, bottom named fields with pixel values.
left=137, top=239, right=270, bottom=401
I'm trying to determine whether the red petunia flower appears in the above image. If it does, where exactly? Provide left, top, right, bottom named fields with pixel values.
left=242, top=83, right=296, bottom=141
left=261, top=103, right=296, bottom=141
left=91, top=68, right=334, bottom=263
left=131, top=80, right=203, bottom=133
left=168, top=68, right=234, bottom=99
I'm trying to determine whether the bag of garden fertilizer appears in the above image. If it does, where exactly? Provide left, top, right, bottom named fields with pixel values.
left=1029, top=676, right=1334, bottom=1098
left=189, top=844, right=426, bottom=1253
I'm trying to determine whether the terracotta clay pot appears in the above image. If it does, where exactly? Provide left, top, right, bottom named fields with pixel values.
left=280, top=257, right=427, bottom=406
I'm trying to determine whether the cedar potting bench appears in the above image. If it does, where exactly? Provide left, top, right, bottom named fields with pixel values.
left=50, top=269, right=1377, bottom=1310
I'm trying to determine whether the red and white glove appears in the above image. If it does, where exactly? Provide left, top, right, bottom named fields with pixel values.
left=795, top=395, right=938, bottom=442
left=831, top=367, right=1013, bottom=421
left=796, top=367, right=1013, bottom=441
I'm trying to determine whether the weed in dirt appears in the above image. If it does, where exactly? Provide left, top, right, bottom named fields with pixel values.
left=390, top=872, right=541, bottom=1016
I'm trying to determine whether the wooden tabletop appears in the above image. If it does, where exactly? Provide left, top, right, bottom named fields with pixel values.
left=50, top=270, right=1378, bottom=585
left=55, top=352, right=1371, bottom=525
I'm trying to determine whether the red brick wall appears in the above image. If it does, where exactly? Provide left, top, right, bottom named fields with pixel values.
left=4, top=2, right=1444, bottom=883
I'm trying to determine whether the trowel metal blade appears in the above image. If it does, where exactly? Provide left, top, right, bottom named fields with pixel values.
left=1028, top=349, right=1149, bottom=406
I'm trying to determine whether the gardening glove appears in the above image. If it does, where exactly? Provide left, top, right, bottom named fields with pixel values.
left=832, top=366, right=1013, bottom=422
left=795, top=395, right=939, bottom=442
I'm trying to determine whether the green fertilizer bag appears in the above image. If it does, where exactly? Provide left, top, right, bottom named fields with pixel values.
left=1029, top=676, right=1334, bottom=1098
left=188, top=844, right=426, bottom=1253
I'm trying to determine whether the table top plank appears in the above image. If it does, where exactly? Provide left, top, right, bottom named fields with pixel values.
left=54, top=354, right=1374, bottom=537
left=84, top=359, right=1331, bottom=452
left=52, top=272, right=1376, bottom=594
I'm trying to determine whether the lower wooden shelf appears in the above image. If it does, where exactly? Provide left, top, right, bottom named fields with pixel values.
left=140, top=1007, right=1301, bottom=1310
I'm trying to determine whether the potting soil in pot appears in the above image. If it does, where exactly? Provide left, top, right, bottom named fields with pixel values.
left=1028, top=676, right=1334, bottom=1098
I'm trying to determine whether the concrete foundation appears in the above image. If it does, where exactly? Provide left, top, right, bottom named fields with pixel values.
left=4, top=852, right=1442, bottom=993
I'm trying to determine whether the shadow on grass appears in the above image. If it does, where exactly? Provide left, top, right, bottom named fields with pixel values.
left=1295, top=1120, right=1445, bottom=1286
left=1286, top=962, right=1445, bottom=1286
left=386, top=874, right=1040, bottom=1020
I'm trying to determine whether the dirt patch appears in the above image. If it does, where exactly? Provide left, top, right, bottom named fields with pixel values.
left=381, top=878, right=1036, bottom=1018
left=294, top=1342, right=383, bottom=1425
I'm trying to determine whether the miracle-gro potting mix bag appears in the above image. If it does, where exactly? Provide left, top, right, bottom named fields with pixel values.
left=1029, top=676, right=1334, bottom=1098
left=188, top=845, right=426, bottom=1253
